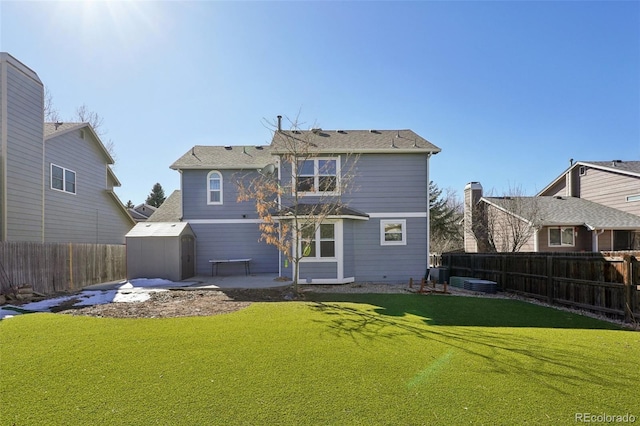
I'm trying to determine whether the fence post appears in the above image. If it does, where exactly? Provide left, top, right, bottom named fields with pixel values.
left=500, top=255, right=507, bottom=292
left=622, top=255, right=633, bottom=323
left=546, top=256, right=554, bottom=305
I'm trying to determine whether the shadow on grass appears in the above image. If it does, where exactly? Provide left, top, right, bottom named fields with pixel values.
left=305, top=293, right=634, bottom=397
left=307, top=293, right=621, bottom=329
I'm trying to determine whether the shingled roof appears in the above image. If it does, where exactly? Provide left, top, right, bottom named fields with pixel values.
left=580, top=160, right=640, bottom=176
left=270, top=129, right=440, bottom=154
left=171, top=145, right=272, bottom=170
left=485, top=196, right=640, bottom=230
left=147, top=190, right=182, bottom=222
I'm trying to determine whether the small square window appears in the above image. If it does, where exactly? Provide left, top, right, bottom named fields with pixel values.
left=579, top=166, right=586, bottom=176
left=380, top=219, right=407, bottom=246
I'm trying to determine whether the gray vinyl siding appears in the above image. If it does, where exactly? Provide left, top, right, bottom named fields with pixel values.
left=343, top=220, right=355, bottom=278
left=352, top=217, right=427, bottom=283
left=189, top=222, right=278, bottom=276
left=579, top=168, right=640, bottom=216
left=44, top=129, right=132, bottom=244
left=1, top=56, right=44, bottom=241
left=345, top=154, right=429, bottom=212
left=299, top=262, right=338, bottom=280
left=279, top=153, right=429, bottom=213
left=181, top=169, right=262, bottom=220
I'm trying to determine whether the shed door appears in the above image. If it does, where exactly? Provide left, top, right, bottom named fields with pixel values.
left=181, top=235, right=195, bottom=279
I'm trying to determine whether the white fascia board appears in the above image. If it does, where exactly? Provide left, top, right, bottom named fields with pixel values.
left=368, top=212, right=427, bottom=218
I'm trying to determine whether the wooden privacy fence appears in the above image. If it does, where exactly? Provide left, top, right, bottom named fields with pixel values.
left=441, top=252, right=640, bottom=323
left=0, top=242, right=126, bottom=295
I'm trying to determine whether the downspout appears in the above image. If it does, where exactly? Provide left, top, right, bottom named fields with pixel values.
left=593, top=229, right=605, bottom=252
left=425, top=153, right=431, bottom=278
left=0, top=59, right=7, bottom=241
left=276, top=158, right=282, bottom=278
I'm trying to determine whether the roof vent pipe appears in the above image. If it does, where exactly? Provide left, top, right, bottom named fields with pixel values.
left=277, top=115, right=282, bottom=132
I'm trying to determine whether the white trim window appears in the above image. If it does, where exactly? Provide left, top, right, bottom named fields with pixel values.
left=51, top=164, right=76, bottom=194
left=207, top=171, right=223, bottom=205
left=380, top=219, right=407, bottom=245
left=300, top=223, right=336, bottom=259
left=294, top=157, right=340, bottom=195
left=548, top=227, right=574, bottom=246
left=626, top=194, right=640, bottom=203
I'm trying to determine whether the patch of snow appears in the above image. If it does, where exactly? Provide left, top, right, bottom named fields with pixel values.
left=0, top=278, right=190, bottom=320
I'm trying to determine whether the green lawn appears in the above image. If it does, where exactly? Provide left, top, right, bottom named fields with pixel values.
left=1, top=294, right=638, bottom=425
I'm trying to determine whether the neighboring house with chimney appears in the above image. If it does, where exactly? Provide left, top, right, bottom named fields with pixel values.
left=0, top=52, right=134, bottom=244
left=143, top=124, right=441, bottom=283
left=464, top=160, right=640, bottom=253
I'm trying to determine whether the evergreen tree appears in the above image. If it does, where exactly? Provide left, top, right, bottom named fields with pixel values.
left=429, top=181, right=463, bottom=253
left=146, top=183, right=166, bottom=207
left=126, top=200, right=134, bottom=209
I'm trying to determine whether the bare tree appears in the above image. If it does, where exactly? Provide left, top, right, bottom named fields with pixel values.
left=470, top=185, right=542, bottom=252
left=73, top=103, right=116, bottom=160
left=236, top=116, right=359, bottom=288
left=44, top=86, right=61, bottom=122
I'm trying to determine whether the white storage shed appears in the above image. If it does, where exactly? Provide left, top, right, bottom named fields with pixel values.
left=126, top=222, right=196, bottom=282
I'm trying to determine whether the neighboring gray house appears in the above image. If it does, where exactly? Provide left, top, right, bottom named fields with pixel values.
left=0, top=52, right=45, bottom=242
left=128, top=203, right=157, bottom=222
left=165, top=127, right=441, bottom=283
left=0, top=52, right=134, bottom=244
left=464, top=160, right=640, bottom=252
left=44, top=122, right=135, bottom=244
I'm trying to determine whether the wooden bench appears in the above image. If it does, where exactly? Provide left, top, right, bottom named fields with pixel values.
left=209, top=258, right=252, bottom=276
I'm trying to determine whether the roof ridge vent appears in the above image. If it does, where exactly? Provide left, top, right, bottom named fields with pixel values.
left=311, top=128, right=322, bottom=134
left=612, top=160, right=622, bottom=167
left=255, top=145, right=264, bottom=150
left=224, top=146, right=232, bottom=150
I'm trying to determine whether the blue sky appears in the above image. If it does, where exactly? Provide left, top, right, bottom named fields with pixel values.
left=1, top=1, right=638, bottom=205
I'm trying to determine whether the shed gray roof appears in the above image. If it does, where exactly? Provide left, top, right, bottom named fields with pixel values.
left=270, top=129, right=441, bottom=154
left=147, top=190, right=182, bottom=222
left=484, top=196, right=640, bottom=230
left=171, top=145, right=272, bottom=170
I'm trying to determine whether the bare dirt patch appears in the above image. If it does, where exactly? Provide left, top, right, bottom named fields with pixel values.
left=59, top=287, right=302, bottom=319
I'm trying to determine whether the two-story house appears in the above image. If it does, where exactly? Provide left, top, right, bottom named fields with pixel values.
left=154, top=124, right=441, bottom=283
left=464, top=160, right=640, bottom=253
left=0, top=52, right=134, bottom=244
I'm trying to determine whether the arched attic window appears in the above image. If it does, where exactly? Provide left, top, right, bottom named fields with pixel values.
left=207, top=171, right=223, bottom=205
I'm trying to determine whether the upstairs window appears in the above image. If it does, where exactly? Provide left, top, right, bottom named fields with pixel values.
left=207, top=171, right=223, bottom=204
left=548, top=227, right=574, bottom=246
left=51, top=164, right=76, bottom=194
left=295, top=157, right=339, bottom=194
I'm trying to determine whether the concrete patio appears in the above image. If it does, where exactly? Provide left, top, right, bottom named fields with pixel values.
left=185, top=273, right=293, bottom=290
